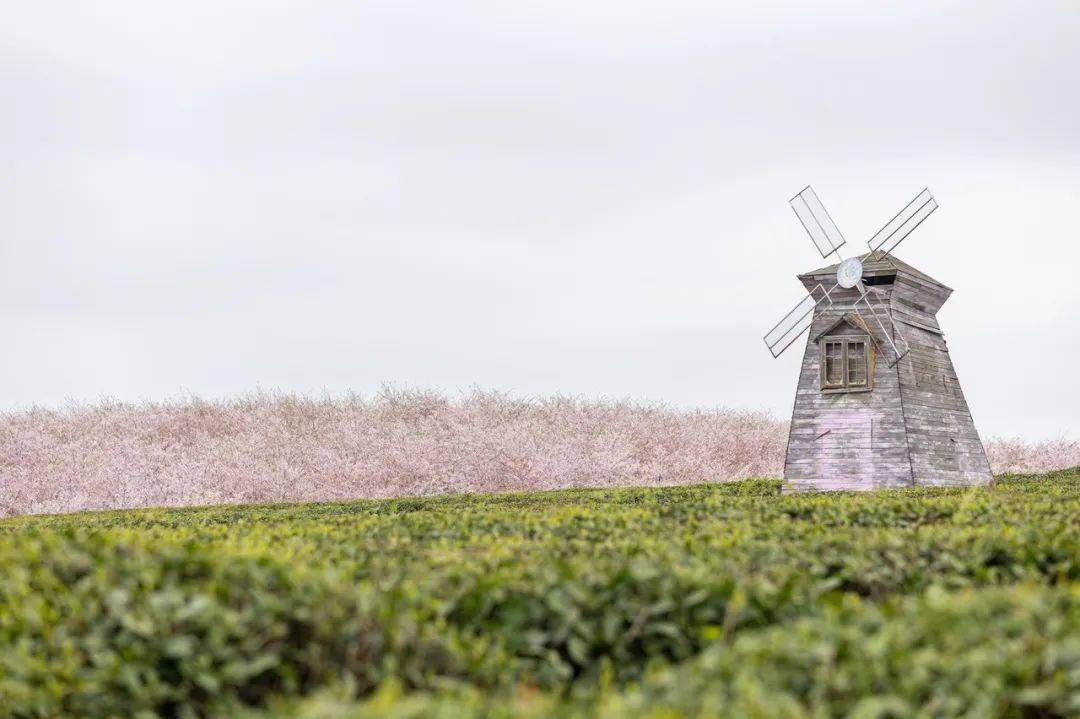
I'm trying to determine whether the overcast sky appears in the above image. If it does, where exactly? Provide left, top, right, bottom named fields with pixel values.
left=3, top=1, right=1078, bottom=439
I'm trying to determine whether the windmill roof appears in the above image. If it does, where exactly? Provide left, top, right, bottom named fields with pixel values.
left=798, top=251, right=952, bottom=291
left=811, top=313, right=876, bottom=343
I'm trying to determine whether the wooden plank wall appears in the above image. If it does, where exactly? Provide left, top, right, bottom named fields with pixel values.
left=783, top=269, right=992, bottom=492
left=895, top=322, right=994, bottom=487
left=783, top=296, right=914, bottom=492
left=889, top=276, right=949, bottom=333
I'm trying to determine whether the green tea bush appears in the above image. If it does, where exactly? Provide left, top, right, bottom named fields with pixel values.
left=1, top=470, right=1077, bottom=717
left=252, top=583, right=1080, bottom=718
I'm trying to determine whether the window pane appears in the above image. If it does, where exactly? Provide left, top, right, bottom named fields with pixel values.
left=847, top=341, right=866, bottom=385
left=825, top=341, right=843, bottom=385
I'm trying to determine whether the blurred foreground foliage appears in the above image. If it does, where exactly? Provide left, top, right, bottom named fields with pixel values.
left=1, top=469, right=1077, bottom=718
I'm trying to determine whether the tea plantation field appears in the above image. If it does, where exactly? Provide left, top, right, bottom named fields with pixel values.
left=2, top=470, right=1078, bottom=718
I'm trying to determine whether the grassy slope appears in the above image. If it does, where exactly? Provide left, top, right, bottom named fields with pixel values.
left=1, top=469, right=1078, bottom=717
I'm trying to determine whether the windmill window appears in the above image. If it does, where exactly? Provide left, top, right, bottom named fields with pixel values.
left=823, top=341, right=844, bottom=388
left=863, top=273, right=896, bottom=286
left=821, top=336, right=872, bottom=393
left=847, top=341, right=867, bottom=386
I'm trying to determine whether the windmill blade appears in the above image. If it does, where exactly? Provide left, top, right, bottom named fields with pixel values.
left=887, top=315, right=911, bottom=363
left=867, top=188, right=938, bottom=258
left=855, top=285, right=910, bottom=367
left=764, top=283, right=836, bottom=358
left=790, top=185, right=847, bottom=259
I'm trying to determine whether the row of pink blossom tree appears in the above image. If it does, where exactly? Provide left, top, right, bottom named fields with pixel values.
left=1, top=389, right=1076, bottom=518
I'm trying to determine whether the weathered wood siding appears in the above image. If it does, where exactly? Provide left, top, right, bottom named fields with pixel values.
left=895, top=322, right=993, bottom=487
left=783, top=260, right=992, bottom=491
left=783, top=301, right=914, bottom=492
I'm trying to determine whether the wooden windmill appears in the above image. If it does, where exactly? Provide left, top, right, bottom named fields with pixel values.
left=764, top=186, right=993, bottom=491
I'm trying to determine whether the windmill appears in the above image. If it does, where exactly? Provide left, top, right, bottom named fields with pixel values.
left=763, top=186, right=993, bottom=492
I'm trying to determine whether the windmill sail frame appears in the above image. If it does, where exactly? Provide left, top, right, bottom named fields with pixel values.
left=867, top=188, right=938, bottom=258
left=854, top=285, right=911, bottom=367
left=763, top=282, right=835, bottom=358
left=789, top=186, right=847, bottom=259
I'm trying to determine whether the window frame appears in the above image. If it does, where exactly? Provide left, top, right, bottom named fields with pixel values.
left=822, top=339, right=846, bottom=390
left=820, top=334, right=873, bottom=394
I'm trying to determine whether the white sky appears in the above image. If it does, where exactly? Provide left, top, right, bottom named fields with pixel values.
left=3, top=1, right=1078, bottom=439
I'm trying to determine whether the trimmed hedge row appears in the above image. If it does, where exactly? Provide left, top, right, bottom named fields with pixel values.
left=248, top=583, right=1080, bottom=718
left=1, top=471, right=1078, bottom=717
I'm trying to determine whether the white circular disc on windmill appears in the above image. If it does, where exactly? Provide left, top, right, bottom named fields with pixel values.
left=836, top=257, right=864, bottom=288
